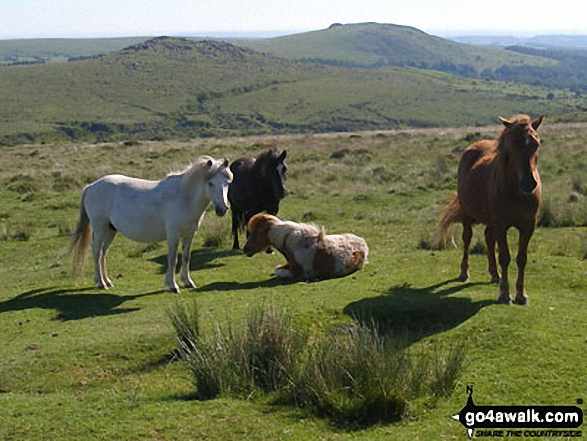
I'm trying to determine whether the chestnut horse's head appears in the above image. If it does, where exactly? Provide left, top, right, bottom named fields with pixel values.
left=498, top=114, right=544, bottom=195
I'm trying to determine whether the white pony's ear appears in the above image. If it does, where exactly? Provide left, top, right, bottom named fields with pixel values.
left=222, top=159, right=229, bottom=168
left=206, top=159, right=213, bottom=168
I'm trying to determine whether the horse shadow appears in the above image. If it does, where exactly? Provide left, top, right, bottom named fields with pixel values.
left=343, top=278, right=495, bottom=348
left=197, top=277, right=296, bottom=292
left=150, top=248, right=239, bottom=273
left=0, top=287, right=164, bottom=321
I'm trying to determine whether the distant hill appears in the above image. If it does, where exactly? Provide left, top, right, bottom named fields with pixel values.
left=451, top=34, right=587, bottom=50
left=0, top=37, right=582, bottom=145
left=233, top=23, right=587, bottom=91
left=0, top=37, right=151, bottom=65
left=234, top=23, right=555, bottom=75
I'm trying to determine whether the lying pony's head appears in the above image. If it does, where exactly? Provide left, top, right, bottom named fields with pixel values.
left=243, top=214, right=278, bottom=257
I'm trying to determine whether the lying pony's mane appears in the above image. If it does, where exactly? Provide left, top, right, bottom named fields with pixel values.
left=268, top=218, right=323, bottom=250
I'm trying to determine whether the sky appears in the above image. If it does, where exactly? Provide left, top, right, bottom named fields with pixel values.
left=1, top=0, right=587, bottom=40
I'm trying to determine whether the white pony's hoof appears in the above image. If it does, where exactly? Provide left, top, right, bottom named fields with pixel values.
left=167, top=285, right=181, bottom=294
left=182, top=279, right=197, bottom=290
left=96, top=278, right=112, bottom=289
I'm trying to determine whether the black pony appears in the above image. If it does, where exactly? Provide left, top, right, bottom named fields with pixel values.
left=228, top=146, right=288, bottom=250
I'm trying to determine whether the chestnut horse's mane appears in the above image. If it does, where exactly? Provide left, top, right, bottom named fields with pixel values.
left=496, top=114, right=533, bottom=149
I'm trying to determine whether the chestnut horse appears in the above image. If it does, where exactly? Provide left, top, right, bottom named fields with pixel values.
left=439, top=114, right=544, bottom=305
left=228, top=146, right=287, bottom=250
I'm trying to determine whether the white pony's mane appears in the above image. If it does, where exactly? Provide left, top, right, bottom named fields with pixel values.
left=169, top=156, right=231, bottom=186
left=269, top=218, right=324, bottom=250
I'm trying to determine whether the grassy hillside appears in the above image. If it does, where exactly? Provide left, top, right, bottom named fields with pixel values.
left=236, top=23, right=556, bottom=72
left=0, top=37, right=582, bottom=145
left=236, top=23, right=587, bottom=91
left=0, top=122, right=585, bottom=439
left=0, top=37, right=150, bottom=64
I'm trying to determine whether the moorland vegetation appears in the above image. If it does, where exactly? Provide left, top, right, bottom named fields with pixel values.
left=0, top=122, right=585, bottom=439
left=1, top=23, right=587, bottom=145
left=1, top=22, right=586, bottom=439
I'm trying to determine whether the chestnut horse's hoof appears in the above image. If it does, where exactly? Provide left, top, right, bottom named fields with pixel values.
left=457, top=273, right=469, bottom=283
left=514, top=296, right=529, bottom=306
left=497, top=294, right=512, bottom=305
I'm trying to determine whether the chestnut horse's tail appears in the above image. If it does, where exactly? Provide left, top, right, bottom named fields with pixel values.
left=65, top=188, right=92, bottom=274
left=437, top=194, right=465, bottom=248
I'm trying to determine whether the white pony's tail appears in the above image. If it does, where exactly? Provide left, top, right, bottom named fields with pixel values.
left=66, top=188, right=92, bottom=274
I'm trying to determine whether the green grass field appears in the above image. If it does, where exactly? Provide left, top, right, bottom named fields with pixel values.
left=0, top=122, right=585, bottom=439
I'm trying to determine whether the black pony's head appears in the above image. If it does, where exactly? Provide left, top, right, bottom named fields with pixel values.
left=255, top=146, right=287, bottom=200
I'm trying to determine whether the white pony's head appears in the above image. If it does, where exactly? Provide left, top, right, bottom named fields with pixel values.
left=183, top=156, right=233, bottom=216
left=205, top=158, right=232, bottom=216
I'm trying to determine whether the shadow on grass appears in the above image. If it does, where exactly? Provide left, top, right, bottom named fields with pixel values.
left=343, top=278, right=495, bottom=347
left=149, top=248, right=239, bottom=273
left=197, top=277, right=296, bottom=292
left=0, top=287, right=164, bottom=321
left=150, top=248, right=298, bottom=291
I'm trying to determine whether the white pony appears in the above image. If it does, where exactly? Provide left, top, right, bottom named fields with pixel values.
left=67, top=156, right=233, bottom=293
left=243, top=214, right=368, bottom=280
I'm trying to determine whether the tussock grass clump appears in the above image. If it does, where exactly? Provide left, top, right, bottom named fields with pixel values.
left=1, top=222, right=32, bottom=242
left=6, top=173, right=40, bottom=194
left=538, top=197, right=587, bottom=228
left=239, top=305, right=303, bottom=393
left=167, top=300, right=200, bottom=354
left=571, top=175, right=587, bottom=196
left=293, top=324, right=465, bottom=425
left=173, top=303, right=304, bottom=400
left=581, top=236, right=587, bottom=261
left=201, top=217, right=229, bottom=248
left=50, top=171, right=80, bottom=192
left=169, top=302, right=465, bottom=425
left=294, top=324, right=409, bottom=424
left=417, top=226, right=448, bottom=251
left=469, top=240, right=487, bottom=255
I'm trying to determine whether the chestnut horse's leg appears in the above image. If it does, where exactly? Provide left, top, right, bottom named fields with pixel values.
left=484, top=226, right=500, bottom=283
left=514, top=226, right=534, bottom=305
left=496, top=228, right=512, bottom=304
left=458, top=220, right=473, bottom=282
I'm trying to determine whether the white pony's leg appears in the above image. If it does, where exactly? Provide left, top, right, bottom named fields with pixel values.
left=179, top=234, right=196, bottom=289
left=92, top=223, right=109, bottom=289
left=100, top=228, right=117, bottom=288
left=165, top=235, right=181, bottom=293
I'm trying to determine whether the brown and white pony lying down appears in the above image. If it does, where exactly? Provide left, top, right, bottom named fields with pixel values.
left=243, top=214, right=368, bottom=280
